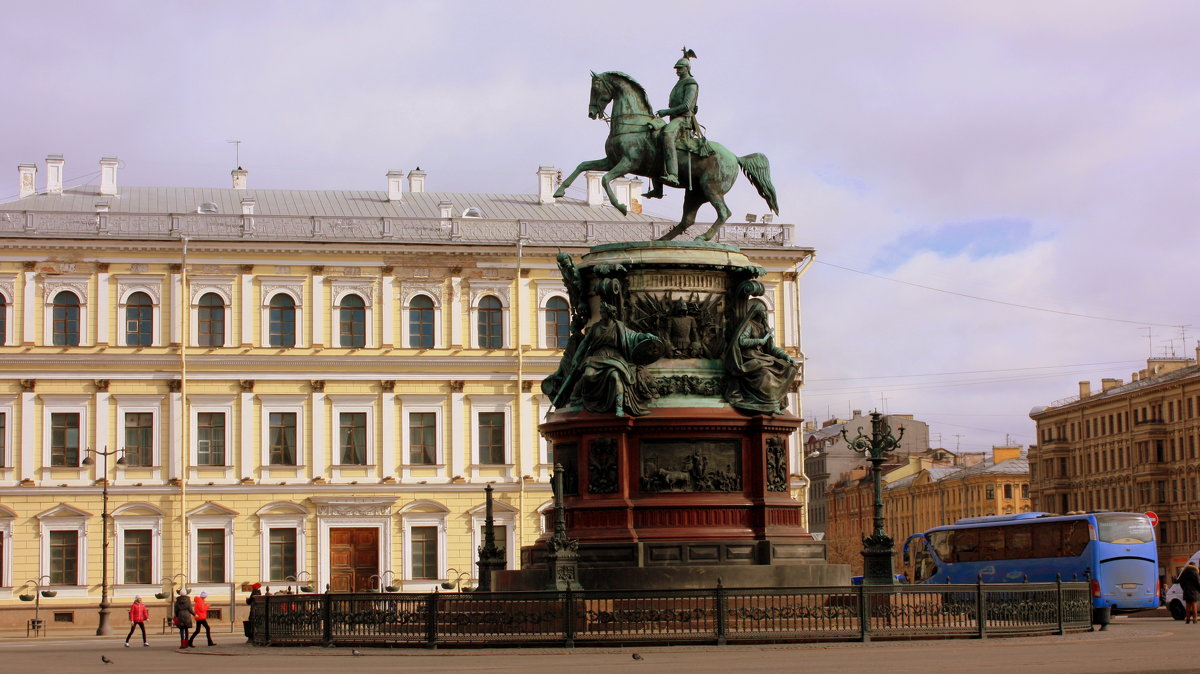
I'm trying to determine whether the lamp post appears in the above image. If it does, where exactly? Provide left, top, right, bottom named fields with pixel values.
left=82, top=446, right=126, bottom=635
left=841, top=412, right=904, bottom=586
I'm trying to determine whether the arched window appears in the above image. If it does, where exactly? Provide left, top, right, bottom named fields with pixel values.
left=477, top=296, right=503, bottom=348
left=545, top=297, right=570, bottom=348
left=268, top=294, right=296, bottom=347
left=0, top=294, right=6, bottom=346
left=409, top=295, right=435, bottom=348
left=338, top=294, right=366, bottom=348
left=52, top=291, right=81, bottom=346
left=197, top=293, right=225, bottom=347
left=125, top=291, right=153, bottom=346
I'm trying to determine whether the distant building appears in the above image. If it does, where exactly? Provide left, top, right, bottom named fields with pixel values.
left=825, top=446, right=1030, bottom=574
left=1030, top=351, right=1200, bottom=578
left=803, top=411, right=929, bottom=534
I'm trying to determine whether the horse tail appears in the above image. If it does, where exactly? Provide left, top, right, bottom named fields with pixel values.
left=737, top=153, right=779, bottom=215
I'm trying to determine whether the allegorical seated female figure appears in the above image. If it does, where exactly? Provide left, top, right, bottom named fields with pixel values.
left=725, top=303, right=798, bottom=414
left=573, top=302, right=663, bottom=417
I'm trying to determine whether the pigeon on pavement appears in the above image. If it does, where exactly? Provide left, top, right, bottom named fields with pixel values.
left=632, top=653, right=644, bottom=660
left=101, top=655, right=113, bottom=664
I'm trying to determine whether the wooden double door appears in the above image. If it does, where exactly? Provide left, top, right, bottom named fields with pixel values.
left=329, top=527, right=379, bottom=592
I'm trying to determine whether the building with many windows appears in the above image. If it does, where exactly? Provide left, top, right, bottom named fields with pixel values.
left=0, top=155, right=813, bottom=626
left=1030, top=352, right=1200, bottom=579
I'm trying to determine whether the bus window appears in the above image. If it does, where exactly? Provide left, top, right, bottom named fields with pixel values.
left=1005, top=525, right=1033, bottom=560
left=954, top=528, right=981, bottom=562
left=978, top=527, right=1005, bottom=561
left=1095, top=513, right=1154, bottom=544
left=1031, top=522, right=1063, bottom=558
left=912, top=538, right=937, bottom=583
left=1062, top=520, right=1090, bottom=557
left=929, top=531, right=953, bottom=562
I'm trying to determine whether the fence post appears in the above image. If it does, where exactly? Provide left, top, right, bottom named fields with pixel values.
left=715, top=578, right=727, bottom=646
left=858, top=584, right=870, bottom=642
left=563, top=588, right=575, bottom=648
left=262, top=594, right=271, bottom=644
left=1056, top=573, right=1064, bottom=636
left=425, top=591, right=439, bottom=649
left=321, top=589, right=333, bottom=647
left=976, top=574, right=987, bottom=639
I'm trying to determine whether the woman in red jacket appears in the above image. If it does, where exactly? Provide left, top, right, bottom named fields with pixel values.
left=125, top=596, right=150, bottom=647
left=189, top=591, right=216, bottom=647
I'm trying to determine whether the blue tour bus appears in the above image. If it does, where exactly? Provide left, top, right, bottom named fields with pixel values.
left=903, top=511, right=1158, bottom=624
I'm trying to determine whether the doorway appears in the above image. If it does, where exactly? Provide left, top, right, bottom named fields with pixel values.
left=329, top=527, right=379, bottom=592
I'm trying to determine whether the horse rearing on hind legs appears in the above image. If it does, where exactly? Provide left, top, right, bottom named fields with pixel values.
left=553, top=71, right=779, bottom=242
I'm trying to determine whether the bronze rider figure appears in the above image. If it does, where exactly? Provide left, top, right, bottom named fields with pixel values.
left=646, top=49, right=699, bottom=198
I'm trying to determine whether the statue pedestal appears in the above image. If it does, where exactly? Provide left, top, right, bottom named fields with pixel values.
left=496, top=241, right=850, bottom=591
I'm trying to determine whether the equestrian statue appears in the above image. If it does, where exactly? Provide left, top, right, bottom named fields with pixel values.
left=552, top=48, right=779, bottom=241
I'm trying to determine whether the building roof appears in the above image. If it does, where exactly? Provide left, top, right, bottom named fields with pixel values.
left=1034, top=361, right=1200, bottom=415
left=941, top=457, right=1028, bottom=481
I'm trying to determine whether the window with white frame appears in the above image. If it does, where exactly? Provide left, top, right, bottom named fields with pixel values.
left=330, top=283, right=374, bottom=349
left=331, top=396, right=374, bottom=466
left=42, top=396, right=89, bottom=469
left=0, top=277, right=13, bottom=346
left=112, top=503, right=163, bottom=587
left=37, top=504, right=90, bottom=589
left=401, top=288, right=441, bottom=348
left=256, top=502, right=308, bottom=583
left=400, top=397, right=444, bottom=467
left=189, top=277, right=234, bottom=348
left=115, top=395, right=163, bottom=468
left=0, top=505, right=13, bottom=588
left=260, top=396, right=306, bottom=467
left=400, top=503, right=449, bottom=587
left=469, top=288, right=510, bottom=349
left=471, top=398, right=511, bottom=468
left=187, top=502, right=236, bottom=585
left=259, top=282, right=304, bottom=348
left=42, top=275, right=90, bottom=347
left=543, top=295, right=571, bottom=349
left=120, top=290, right=156, bottom=346
left=0, top=395, right=12, bottom=469
left=190, top=397, right=235, bottom=468
left=469, top=501, right=517, bottom=570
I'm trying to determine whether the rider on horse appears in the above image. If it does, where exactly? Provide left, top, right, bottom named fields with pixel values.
left=646, top=49, right=699, bottom=198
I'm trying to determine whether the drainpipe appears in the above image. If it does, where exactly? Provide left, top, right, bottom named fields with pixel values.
left=514, top=238, right=526, bottom=554
left=179, top=236, right=190, bottom=581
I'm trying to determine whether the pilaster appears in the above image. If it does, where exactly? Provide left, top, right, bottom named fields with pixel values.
left=311, top=272, right=324, bottom=346
left=310, top=391, right=326, bottom=479
left=169, top=392, right=182, bottom=480
left=95, top=272, right=109, bottom=345
left=450, top=391, right=465, bottom=478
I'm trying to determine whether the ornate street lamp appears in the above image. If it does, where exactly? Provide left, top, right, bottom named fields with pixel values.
left=82, top=446, right=126, bottom=635
left=842, top=412, right=904, bottom=586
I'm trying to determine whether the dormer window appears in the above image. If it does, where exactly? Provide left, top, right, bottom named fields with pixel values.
left=461, top=207, right=484, bottom=218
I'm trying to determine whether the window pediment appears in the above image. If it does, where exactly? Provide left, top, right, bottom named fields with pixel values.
left=37, top=503, right=92, bottom=520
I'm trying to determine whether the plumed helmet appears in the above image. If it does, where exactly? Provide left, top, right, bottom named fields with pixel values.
left=674, top=58, right=692, bottom=69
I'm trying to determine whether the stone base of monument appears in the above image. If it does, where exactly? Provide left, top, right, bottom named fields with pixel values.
left=493, top=560, right=848, bottom=591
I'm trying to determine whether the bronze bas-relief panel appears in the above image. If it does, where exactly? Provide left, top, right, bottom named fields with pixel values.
left=639, top=438, right=742, bottom=493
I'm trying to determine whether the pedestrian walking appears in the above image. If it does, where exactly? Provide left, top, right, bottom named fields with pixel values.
left=124, top=596, right=150, bottom=647
left=173, top=589, right=196, bottom=649
left=189, top=591, right=216, bottom=646
left=1178, top=561, right=1200, bottom=624
left=244, top=583, right=262, bottom=642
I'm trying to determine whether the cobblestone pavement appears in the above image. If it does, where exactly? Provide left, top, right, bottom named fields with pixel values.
left=0, top=615, right=1191, bottom=673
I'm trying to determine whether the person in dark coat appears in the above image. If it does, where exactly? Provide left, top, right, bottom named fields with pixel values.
left=1179, top=562, right=1200, bottom=624
left=173, top=590, right=196, bottom=648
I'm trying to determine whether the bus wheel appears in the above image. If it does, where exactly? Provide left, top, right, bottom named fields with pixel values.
left=1169, top=600, right=1186, bottom=621
left=1092, top=606, right=1111, bottom=629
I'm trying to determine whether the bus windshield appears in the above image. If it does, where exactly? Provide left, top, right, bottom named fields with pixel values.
left=1094, top=513, right=1155, bottom=544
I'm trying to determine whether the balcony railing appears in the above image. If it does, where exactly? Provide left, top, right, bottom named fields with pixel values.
left=0, top=211, right=800, bottom=249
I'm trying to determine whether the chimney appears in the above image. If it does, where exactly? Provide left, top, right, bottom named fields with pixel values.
left=17, top=163, right=37, bottom=198
left=536, top=166, right=557, bottom=205
left=627, top=177, right=644, bottom=214
left=852, top=409, right=862, bottom=418
left=1078, top=381, right=1091, bottom=398
left=611, top=177, right=631, bottom=210
left=1195, top=341, right=1200, bottom=364
left=408, top=168, right=426, bottom=193
left=231, top=167, right=248, bottom=190
left=95, top=201, right=110, bottom=213
left=584, top=170, right=605, bottom=207
left=99, top=156, right=119, bottom=196
left=1100, top=378, right=1123, bottom=392
left=241, top=197, right=256, bottom=215
left=438, top=200, right=453, bottom=219
left=45, top=154, right=64, bottom=194
left=387, top=170, right=404, bottom=202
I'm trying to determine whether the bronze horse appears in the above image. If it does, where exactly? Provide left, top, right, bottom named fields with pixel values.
left=553, top=71, right=779, bottom=241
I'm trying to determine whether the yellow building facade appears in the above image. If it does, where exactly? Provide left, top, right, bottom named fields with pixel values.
left=0, top=157, right=813, bottom=627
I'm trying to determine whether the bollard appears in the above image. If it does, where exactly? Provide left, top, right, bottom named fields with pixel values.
left=714, top=579, right=727, bottom=646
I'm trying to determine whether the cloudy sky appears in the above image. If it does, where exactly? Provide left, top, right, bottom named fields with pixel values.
left=4, top=0, right=1198, bottom=453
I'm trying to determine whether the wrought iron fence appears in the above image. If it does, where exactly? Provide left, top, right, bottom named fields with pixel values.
left=251, top=581, right=1092, bottom=648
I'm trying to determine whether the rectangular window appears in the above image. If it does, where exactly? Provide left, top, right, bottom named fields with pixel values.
left=339, top=412, right=367, bottom=465
left=0, top=412, right=5, bottom=467
left=985, top=484, right=995, bottom=500
left=268, top=528, right=297, bottom=581
left=478, top=412, right=505, bottom=465
left=124, top=412, right=153, bottom=466
left=1004, top=484, right=1013, bottom=499
left=50, top=412, right=80, bottom=467
left=479, top=524, right=507, bottom=561
left=122, top=530, right=152, bottom=584
left=410, top=526, right=438, bottom=580
left=269, top=412, right=297, bottom=465
left=409, top=412, right=436, bottom=465
left=197, top=412, right=226, bottom=466
left=48, top=531, right=78, bottom=585
left=196, top=528, right=225, bottom=583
